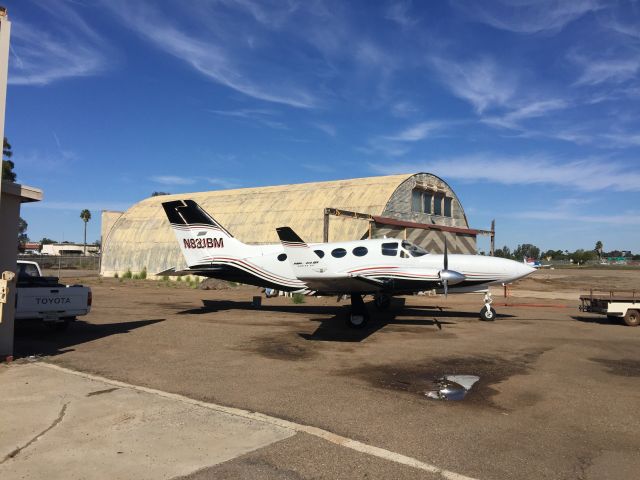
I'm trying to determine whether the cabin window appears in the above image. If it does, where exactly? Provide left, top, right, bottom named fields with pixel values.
left=402, top=240, right=428, bottom=257
left=411, top=190, right=422, bottom=212
left=443, top=197, right=452, bottom=217
left=277, top=253, right=287, bottom=261
left=400, top=250, right=409, bottom=258
left=381, top=242, right=398, bottom=256
left=314, top=249, right=325, bottom=258
left=353, top=246, right=368, bottom=257
left=331, top=248, right=347, bottom=258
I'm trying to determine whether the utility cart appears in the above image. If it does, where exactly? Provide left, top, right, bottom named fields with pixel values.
left=579, top=290, right=639, bottom=326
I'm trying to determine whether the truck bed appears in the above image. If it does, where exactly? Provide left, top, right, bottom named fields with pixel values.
left=579, top=294, right=639, bottom=302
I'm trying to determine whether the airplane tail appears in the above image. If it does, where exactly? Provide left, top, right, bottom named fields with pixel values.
left=276, top=226, right=327, bottom=279
left=161, top=199, right=248, bottom=267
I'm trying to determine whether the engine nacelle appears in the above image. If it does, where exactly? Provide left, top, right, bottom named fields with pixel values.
left=439, top=270, right=465, bottom=285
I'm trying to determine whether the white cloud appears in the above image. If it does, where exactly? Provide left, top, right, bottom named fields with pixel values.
left=601, top=132, right=640, bottom=148
left=312, top=122, right=337, bottom=137
left=452, top=0, right=604, bottom=34
left=150, top=176, right=196, bottom=186
left=27, top=200, right=132, bottom=212
left=384, top=1, right=417, bottom=28
left=384, top=121, right=447, bottom=141
left=104, top=1, right=318, bottom=109
left=428, top=56, right=517, bottom=114
left=205, top=178, right=240, bottom=189
left=301, top=163, right=335, bottom=173
left=571, top=53, right=640, bottom=86
left=208, top=108, right=288, bottom=130
left=10, top=3, right=109, bottom=85
left=360, top=120, right=450, bottom=157
left=514, top=199, right=640, bottom=226
left=150, top=175, right=239, bottom=189
left=390, top=101, right=418, bottom=117
left=370, top=154, right=640, bottom=192
left=483, top=99, right=570, bottom=129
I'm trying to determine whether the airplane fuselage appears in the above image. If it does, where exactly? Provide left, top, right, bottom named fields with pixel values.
left=188, top=237, right=534, bottom=295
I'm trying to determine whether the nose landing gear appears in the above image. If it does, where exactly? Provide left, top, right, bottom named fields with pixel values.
left=479, top=292, right=496, bottom=321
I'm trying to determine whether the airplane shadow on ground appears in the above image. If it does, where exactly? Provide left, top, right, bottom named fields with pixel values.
left=178, top=298, right=515, bottom=342
left=13, top=319, right=165, bottom=358
left=571, top=315, right=627, bottom=327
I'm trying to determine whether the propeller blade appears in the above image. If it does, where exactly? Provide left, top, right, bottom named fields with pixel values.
left=444, top=238, right=449, bottom=271
left=443, top=278, right=448, bottom=298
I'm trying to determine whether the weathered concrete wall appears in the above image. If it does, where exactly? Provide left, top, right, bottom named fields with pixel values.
left=382, top=173, right=469, bottom=228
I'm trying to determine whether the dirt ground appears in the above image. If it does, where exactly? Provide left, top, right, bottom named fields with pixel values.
left=13, top=268, right=640, bottom=479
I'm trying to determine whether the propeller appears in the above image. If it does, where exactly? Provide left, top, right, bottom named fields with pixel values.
left=439, top=238, right=465, bottom=298
left=443, top=239, right=449, bottom=297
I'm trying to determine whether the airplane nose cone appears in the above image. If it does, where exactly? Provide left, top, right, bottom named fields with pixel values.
left=507, top=260, right=536, bottom=282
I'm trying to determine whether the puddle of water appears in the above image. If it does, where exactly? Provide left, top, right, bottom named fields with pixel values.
left=425, top=375, right=480, bottom=401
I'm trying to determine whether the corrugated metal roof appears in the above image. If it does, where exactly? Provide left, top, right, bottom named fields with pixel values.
left=101, top=174, right=413, bottom=274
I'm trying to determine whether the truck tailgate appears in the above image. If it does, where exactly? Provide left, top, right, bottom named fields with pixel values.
left=15, top=286, right=91, bottom=320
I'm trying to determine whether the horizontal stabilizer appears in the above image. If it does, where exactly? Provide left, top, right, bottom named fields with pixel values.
left=155, top=266, right=224, bottom=277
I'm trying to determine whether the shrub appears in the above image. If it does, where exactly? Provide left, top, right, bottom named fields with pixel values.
left=139, top=267, right=147, bottom=280
left=292, top=293, right=305, bottom=304
left=123, top=269, right=132, bottom=279
left=114, top=272, right=119, bottom=279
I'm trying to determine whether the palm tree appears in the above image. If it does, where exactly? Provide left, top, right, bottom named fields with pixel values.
left=80, top=209, right=91, bottom=254
left=595, top=240, right=603, bottom=260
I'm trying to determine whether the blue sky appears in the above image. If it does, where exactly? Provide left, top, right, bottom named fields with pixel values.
left=5, top=0, right=640, bottom=253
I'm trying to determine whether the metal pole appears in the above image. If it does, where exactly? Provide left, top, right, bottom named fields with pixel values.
left=0, top=7, right=13, bottom=358
left=323, top=208, right=329, bottom=243
left=492, top=219, right=496, bottom=255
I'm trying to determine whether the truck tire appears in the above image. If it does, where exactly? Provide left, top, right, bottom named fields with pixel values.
left=623, top=310, right=640, bottom=327
left=45, top=317, right=73, bottom=332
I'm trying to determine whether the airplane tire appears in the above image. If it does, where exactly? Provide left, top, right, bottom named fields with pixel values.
left=479, top=306, right=496, bottom=322
left=347, top=309, right=369, bottom=329
left=623, top=309, right=640, bottom=327
left=374, top=294, right=391, bottom=311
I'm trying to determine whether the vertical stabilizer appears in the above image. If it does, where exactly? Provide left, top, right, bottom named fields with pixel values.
left=162, top=199, right=247, bottom=267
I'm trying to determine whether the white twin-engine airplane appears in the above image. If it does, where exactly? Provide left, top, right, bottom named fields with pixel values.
left=161, top=199, right=535, bottom=328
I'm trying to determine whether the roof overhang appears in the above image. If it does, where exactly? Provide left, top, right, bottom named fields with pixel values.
left=1, top=181, right=43, bottom=203
left=371, top=215, right=482, bottom=236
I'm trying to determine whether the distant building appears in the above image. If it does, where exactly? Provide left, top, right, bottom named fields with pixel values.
left=18, top=241, right=41, bottom=253
left=41, top=243, right=99, bottom=256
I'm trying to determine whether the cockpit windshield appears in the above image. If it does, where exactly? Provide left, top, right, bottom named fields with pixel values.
left=401, top=240, right=428, bottom=257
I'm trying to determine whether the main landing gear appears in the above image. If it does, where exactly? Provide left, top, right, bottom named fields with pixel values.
left=373, top=293, right=391, bottom=311
left=347, top=294, right=370, bottom=328
left=479, top=292, right=496, bottom=321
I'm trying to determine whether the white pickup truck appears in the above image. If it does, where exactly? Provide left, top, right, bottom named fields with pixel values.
left=15, top=261, right=92, bottom=330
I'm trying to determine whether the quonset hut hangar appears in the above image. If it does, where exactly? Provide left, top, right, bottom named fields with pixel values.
left=100, top=173, right=494, bottom=277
